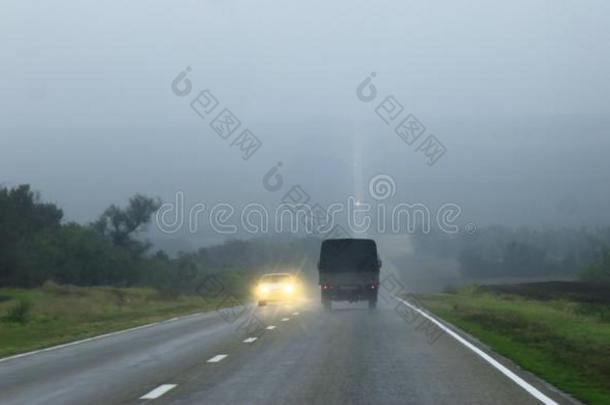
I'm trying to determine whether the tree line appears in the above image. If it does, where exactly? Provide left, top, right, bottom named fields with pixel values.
left=0, top=185, right=163, bottom=288
left=2, top=184, right=608, bottom=292
left=411, top=226, right=610, bottom=281
left=0, top=185, right=320, bottom=293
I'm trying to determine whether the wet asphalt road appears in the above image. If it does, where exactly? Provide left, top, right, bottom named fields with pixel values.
left=0, top=298, right=574, bottom=405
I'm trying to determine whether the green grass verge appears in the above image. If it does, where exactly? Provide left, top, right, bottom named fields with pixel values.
left=418, top=286, right=610, bottom=404
left=0, top=282, right=232, bottom=358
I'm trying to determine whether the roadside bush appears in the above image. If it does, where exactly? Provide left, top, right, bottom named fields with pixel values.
left=443, top=284, right=459, bottom=294
left=580, top=248, right=610, bottom=282
left=2, top=299, right=33, bottom=323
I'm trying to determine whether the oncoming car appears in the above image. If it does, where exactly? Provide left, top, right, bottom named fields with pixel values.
left=255, top=273, right=301, bottom=306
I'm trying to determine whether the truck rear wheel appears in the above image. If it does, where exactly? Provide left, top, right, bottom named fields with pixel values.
left=321, top=291, right=332, bottom=311
left=321, top=290, right=332, bottom=311
left=368, top=292, right=377, bottom=310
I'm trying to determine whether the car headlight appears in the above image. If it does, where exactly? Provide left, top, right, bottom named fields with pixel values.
left=258, top=284, right=270, bottom=295
left=283, top=283, right=294, bottom=294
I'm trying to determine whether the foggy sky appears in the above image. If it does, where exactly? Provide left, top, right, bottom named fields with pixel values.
left=2, top=0, right=610, bottom=245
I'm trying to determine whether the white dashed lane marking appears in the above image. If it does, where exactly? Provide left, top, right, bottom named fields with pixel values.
left=266, top=325, right=276, bottom=330
left=140, top=384, right=177, bottom=399
left=243, top=337, right=258, bottom=343
left=281, top=318, right=290, bottom=321
left=207, top=354, right=228, bottom=363
left=292, top=312, right=299, bottom=316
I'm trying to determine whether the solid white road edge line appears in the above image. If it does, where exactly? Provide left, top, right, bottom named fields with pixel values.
left=394, top=296, right=558, bottom=405
left=0, top=312, right=209, bottom=364
left=243, top=337, right=258, bottom=343
left=140, top=384, right=177, bottom=399
left=207, top=354, right=228, bottom=363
